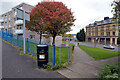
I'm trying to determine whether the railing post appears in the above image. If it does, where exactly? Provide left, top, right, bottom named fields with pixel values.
left=44, top=42, right=46, bottom=45
left=39, top=42, right=41, bottom=45
left=27, top=38, right=29, bottom=53
left=17, top=35, right=19, bottom=47
left=2, top=30, right=3, bottom=39
left=68, top=46, right=69, bottom=62
left=6, top=30, right=7, bottom=41
left=59, top=47, right=61, bottom=64
left=10, top=33, right=12, bottom=43
left=53, top=44, right=55, bottom=66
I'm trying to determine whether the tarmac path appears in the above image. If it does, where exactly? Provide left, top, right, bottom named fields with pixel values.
left=2, top=40, right=65, bottom=79
left=57, top=45, right=119, bottom=78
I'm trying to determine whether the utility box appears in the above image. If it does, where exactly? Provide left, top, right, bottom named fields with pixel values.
left=37, top=45, right=48, bottom=67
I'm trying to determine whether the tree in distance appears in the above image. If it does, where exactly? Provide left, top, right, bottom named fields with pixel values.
left=76, top=28, right=85, bottom=42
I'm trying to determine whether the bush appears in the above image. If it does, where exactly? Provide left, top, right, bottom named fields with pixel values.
left=43, top=63, right=66, bottom=71
left=98, top=63, right=119, bottom=80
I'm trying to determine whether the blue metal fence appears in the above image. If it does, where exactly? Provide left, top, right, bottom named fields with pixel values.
left=0, top=30, right=73, bottom=66
left=0, top=30, right=56, bottom=66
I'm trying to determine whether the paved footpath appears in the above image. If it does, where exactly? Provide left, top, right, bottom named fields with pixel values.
left=57, top=45, right=119, bottom=78
left=2, top=40, right=65, bottom=78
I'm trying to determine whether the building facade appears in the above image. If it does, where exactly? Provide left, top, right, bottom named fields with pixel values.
left=86, top=17, right=120, bottom=46
left=0, top=3, right=62, bottom=46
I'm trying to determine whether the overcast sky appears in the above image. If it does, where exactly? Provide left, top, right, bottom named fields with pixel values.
left=0, top=0, right=114, bottom=34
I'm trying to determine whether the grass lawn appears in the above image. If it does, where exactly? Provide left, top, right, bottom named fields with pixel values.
left=78, top=45, right=120, bottom=60
left=48, top=45, right=73, bottom=64
left=62, top=41, right=74, bottom=46
left=27, top=41, right=73, bottom=65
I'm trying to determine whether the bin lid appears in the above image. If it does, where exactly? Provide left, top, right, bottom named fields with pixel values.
left=37, top=45, right=47, bottom=47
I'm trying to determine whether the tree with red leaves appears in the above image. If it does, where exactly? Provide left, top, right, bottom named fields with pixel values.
left=26, top=1, right=76, bottom=44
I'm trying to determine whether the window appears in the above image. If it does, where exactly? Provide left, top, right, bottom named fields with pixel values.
left=106, top=32, right=110, bottom=36
left=14, top=18, right=16, bottom=21
left=1, top=16, right=3, bottom=18
left=30, top=35, right=35, bottom=39
left=106, top=26, right=110, bottom=30
left=17, top=26, right=19, bottom=29
left=5, top=15, right=7, bottom=21
left=1, top=22, right=4, bottom=26
left=16, top=26, right=22, bottom=29
left=101, top=26, right=104, bottom=30
left=92, top=28, right=94, bottom=31
left=5, top=15, right=7, bottom=18
left=101, top=32, right=104, bottom=36
left=113, top=32, right=115, bottom=36
left=92, top=32, right=94, bottom=36
left=5, top=22, right=7, bottom=26
left=113, top=25, right=115, bottom=29
left=95, top=27, right=98, bottom=30
left=20, top=26, right=22, bottom=29
left=95, top=32, right=98, bottom=36
left=89, top=28, right=91, bottom=31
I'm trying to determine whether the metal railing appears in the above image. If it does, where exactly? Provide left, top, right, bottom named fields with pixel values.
left=0, top=30, right=74, bottom=66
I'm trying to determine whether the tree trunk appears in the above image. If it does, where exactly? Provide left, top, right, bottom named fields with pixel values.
left=52, top=36, right=56, bottom=45
left=39, top=32, right=42, bottom=44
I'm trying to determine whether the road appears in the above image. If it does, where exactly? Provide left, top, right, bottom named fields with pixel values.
left=71, top=41, right=120, bottom=52
left=2, top=40, right=65, bottom=79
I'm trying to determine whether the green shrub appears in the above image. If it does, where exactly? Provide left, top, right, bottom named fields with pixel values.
left=98, top=63, right=119, bottom=80
left=43, top=63, right=66, bottom=71
left=43, top=63, right=52, bottom=71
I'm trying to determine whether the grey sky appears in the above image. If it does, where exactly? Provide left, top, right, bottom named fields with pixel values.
left=0, top=0, right=114, bottom=34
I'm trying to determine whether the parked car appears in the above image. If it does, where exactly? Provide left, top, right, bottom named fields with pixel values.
left=103, top=44, right=115, bottom=49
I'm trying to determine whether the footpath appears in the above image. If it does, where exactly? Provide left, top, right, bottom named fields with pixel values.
left=2, top=40, right=65, bottom=78
left=57, top=45, right=119, bottom=78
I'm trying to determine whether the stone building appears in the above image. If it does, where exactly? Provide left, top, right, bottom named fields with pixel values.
left=86, top=17, right=120, bottom=46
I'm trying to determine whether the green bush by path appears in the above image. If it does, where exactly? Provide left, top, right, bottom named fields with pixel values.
left=98, top=63, right=119, bottom=79
left=78, top=45, right=120, bottom=60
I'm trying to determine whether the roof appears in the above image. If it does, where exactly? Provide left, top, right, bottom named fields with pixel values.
left=86, top=17, right=114, bottom=28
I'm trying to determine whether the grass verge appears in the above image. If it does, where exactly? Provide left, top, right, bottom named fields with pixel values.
left=78, top=45, right=120, bottom=60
